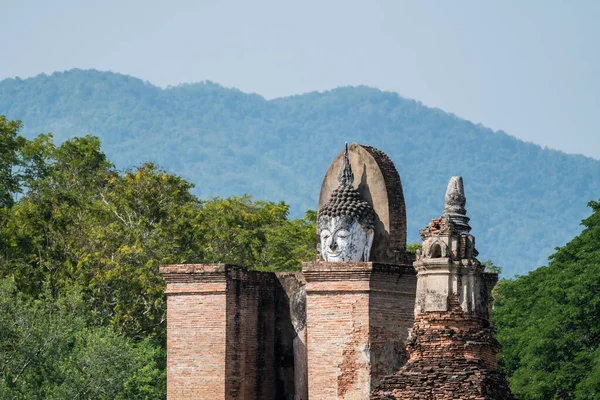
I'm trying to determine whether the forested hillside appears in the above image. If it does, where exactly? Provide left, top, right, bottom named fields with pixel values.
left=1, top=69, right=599, bottom=276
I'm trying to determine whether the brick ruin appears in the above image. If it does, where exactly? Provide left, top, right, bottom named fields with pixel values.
left=161, top=264, right=304, bottom=399
left=160, top=145, right=513, bottom=399
left=302, top=262, right=416, bottom=399
left=371, top=177, right=514, bottom=400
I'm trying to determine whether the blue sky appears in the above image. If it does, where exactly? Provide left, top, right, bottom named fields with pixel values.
left=1, top=0, right=599, bottom=159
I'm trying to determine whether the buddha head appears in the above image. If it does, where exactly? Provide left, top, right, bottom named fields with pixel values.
left=318, top=145, right=376, bottom=262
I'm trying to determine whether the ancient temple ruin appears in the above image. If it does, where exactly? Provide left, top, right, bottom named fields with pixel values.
left=160, top=143, right=513, bottom=399
left=371, top=176, right=514, bottom=400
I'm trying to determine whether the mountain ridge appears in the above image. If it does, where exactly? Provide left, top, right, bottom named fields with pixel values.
left=1, top=68, right=599, bottom=276
left=6, top=69, right=598, bottom=162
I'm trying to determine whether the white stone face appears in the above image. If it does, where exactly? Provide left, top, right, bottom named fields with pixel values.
left=319, top=216, right=374, bottom=262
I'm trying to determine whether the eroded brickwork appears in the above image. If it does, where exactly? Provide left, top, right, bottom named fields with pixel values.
left=372, top=308, right=514, bottom=400
left=361, top=145, right=407, bottom=263
left=160, top=168, right=513, bottom=400
left=369, top=264, right=416, bottom=388
left=372, top=175, right=514, bottom=399
left=303, top=261, right=416, bottom=400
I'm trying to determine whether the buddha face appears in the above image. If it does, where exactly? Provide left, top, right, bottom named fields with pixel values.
left=319, top=215, right=374, bottom=262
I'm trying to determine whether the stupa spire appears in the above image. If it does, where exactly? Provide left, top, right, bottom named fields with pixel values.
left=337, top=143, right=354, bottom=186
left=443, top=176, right=471, bottom=233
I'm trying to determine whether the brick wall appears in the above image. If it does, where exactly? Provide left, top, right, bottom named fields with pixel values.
left=161, top=264, right=280, bottom=400
left=369, top=264, right=416, bottom=387
left=303, top=261, right=416, bottom=399
left=225, top=267, right=276, bottom=399
left=162, top=264, right=229, bottom=399
left=372, top=268, right=513, bottom=400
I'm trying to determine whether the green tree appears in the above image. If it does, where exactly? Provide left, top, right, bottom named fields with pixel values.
left=197, top=196, right=315, bottom=271
left=0, top=277, right=164, bottom=399
left=0, top=116, right=26, bottom=208
left=0, top=116, right=56, bottom=211
left=494, top=200, right=600, bottom=399
left=256, top=209, right=316, bottom=271
left=0, top=116, right=318, bottom=397
left=1, top=119, right=317, bottom=343
left=482, top=259, right=502, bottom=274
left=406, top=242, right=422, bottom=254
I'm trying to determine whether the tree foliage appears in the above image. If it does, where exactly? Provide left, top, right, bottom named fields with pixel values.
left=494, top=200, right=600, bottom=399
left=406, top=242, right=422, bottom=254
left=0, top=277, right=164, bottom=400
left=197, top=197, right=315, bottom=271
left=0, top=117, right=315, bottom=397
left=482, top=259, right=502, bottom=274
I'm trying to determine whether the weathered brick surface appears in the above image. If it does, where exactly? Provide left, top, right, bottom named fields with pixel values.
left=372, top=308, right=514, bottom=400
left=303, top=261, right=416, bottom=399
left=162, top=264, right=228, bottom=399
left=224, top=267, right=276, bottom=399
left=160, top=153, right=514, bottom=400
left=369, top=264, right=417, bottom=388
left=161, top=264, right=279, bottom=400
left=275, top=272, right=308, bottom=400
left=361, top=145, right=408, bottom=264
left=162, top=262, right=508, bottom=400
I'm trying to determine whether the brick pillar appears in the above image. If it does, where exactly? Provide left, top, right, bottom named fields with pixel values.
left=160, top=264, right=276, bottom=400
left=303, top=261, right=416, bottom=400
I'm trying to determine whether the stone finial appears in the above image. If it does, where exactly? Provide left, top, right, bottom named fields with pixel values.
left=337, top=143, right=354, bottom=186
left=443, top=176, right=471, bottom=233
left=443, top=176, right=466, bottom=214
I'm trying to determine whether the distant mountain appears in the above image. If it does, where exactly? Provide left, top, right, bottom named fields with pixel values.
left=1, top=69, right=599, bottom=276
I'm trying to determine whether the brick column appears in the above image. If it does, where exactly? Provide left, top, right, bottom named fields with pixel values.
left=160, top=264, right=276, bottom=400
left=302, top=261, right=416, bottom=400
left=161, top=264, right=229, bottom=399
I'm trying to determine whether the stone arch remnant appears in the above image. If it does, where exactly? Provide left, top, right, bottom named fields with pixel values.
left=318, top=143, right=407, bottom=264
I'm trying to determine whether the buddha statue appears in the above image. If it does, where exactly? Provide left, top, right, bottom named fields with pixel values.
left=318, top=145, right=376, bottom=262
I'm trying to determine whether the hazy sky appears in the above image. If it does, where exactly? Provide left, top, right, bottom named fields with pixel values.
left=1, top=0, right=599, bottom=159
